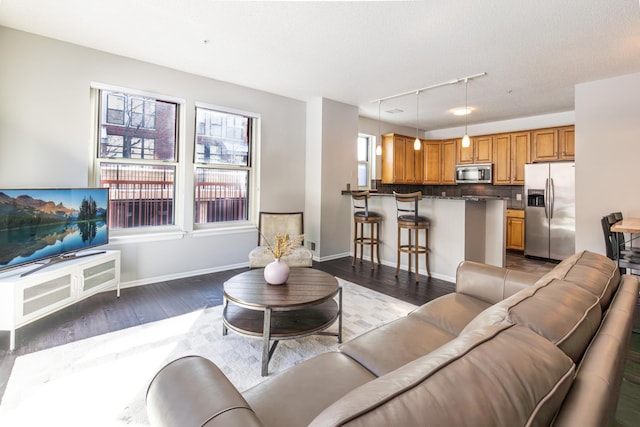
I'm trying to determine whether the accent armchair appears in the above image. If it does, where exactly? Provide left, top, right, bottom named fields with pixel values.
left=248, top=212, right=313, bottom=268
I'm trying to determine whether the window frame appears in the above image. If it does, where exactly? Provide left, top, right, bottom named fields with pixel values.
left=90, top=83, right=186, bottom=238
left=357, top=133, right=374, bottom=190
left=193, top=102, right=260, bottom=230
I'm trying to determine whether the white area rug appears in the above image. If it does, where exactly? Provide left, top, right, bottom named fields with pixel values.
left=0, top=279, right=416, bottom=427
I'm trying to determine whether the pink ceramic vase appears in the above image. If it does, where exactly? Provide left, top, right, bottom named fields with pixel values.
left=264, top=258, right=290, bottom=285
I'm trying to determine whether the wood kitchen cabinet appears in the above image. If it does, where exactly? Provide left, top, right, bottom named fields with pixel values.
left=381, top=133, right=423, bottom=184
left=406, top=138, right=424, bottom=183
left=531, top=125, right=574, bottom=162
left=441, top=139, right=457, bottom=184
left=422, top=140, right=441, bottom=184
left=493, top=132, right=530, bottom=185
left=456, top=135, right=493, bottom=164
left=558, top=126, right=575, bottom=159
left=506, top=209, right=525, bottom=251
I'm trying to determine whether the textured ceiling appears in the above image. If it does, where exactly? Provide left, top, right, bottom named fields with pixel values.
left=1, top=0, right=640, bottom=130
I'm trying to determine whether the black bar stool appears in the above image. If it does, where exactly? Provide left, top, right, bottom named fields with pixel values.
left=394, top=191, right=430, bottom=282
left=351, top=191, right=382, bottom=269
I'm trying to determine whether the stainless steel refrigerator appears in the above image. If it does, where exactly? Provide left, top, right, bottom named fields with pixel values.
left=524, top=162, right=575, bottom=260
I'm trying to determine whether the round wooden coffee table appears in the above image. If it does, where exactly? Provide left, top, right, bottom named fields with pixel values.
left=222, top=268, right=342, bottom=376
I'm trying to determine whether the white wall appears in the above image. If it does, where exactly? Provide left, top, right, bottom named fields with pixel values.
left=0, top=27, right=307, bottom=285
left=305, top=98, right=323, bottom=258
left=320, top=99, right=358, bottom=258
left=305, top=98, right=358, bottom=260
left=575, top=72, right=640, bottom=254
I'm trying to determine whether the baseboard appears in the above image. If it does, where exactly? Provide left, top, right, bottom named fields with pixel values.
left=118, top=261, right=250, bottom=290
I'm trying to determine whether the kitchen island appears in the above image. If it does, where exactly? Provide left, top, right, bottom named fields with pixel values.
left=348, top=193, right=506, bottom=282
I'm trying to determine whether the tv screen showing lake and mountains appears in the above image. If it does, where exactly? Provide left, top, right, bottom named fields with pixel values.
left=0, top=188, right=109, bottom=271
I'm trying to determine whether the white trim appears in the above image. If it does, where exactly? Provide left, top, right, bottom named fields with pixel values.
left=118, top=261, right=249, bottom=289
left=191, top=224, right=256, bottom=238
left=315, top=251, right=351, bottom=262
left=195, top=101, right=261, bottom=120
left=90, top=81, right=186, bottom=105
left=109, top=230, right=187, bottom=245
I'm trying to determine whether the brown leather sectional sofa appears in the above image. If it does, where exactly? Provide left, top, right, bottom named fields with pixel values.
left=146, top=251, right=638, bottom=426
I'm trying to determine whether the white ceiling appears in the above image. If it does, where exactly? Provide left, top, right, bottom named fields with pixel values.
left=2, top=0, right=640, bottom=131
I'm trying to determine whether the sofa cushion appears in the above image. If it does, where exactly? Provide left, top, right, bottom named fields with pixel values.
left=455, top=260, right=543, bottom=304
left=310, top=324, right=576, bottom=427
left=242, top=352, right=375, bottom=427
left=409, top=293, right=491, bottom=336
left=339, top=316, right=456, bottom=376
left=461, top=278, right=601, bottom=362
left=536, top=250, right=620, bottom=309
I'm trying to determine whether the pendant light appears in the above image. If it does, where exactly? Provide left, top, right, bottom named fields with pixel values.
left=375, top=100, right=382, bottom=156
left=461, top=78, right=471, bottom=148
left=414, top=91, right=421, bottom=150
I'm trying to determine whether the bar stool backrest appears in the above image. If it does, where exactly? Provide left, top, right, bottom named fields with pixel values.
left=351, top=191, right=371, bottom=217
left=394, top=191, right=423, bottom=225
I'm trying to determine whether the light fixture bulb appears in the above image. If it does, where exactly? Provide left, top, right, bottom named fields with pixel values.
left=414, top=137, right=421, bottom=150
left=462, top=134, right=471, bottom=148
left=376, top=144, right=382, bottom=156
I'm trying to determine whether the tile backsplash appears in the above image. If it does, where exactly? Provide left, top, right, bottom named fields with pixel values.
left=374, top=181, right=525, bottom=209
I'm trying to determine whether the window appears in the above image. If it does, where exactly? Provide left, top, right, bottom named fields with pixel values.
left=357, top=134, right=373, bottom=189
left=194, top=106, right=255, bottom=225
left=95, top=88, right=179, bottom=230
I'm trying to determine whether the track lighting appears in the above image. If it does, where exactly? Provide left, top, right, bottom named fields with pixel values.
left=414, top=91, right=421, bottom=151
left=461, top=78, right=471, bottom=148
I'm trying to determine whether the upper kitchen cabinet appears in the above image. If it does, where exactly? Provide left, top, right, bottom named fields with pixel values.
left=493, top=132, right=530, bottom=185
left=381, top=133, right=423, bottom=184
left=441, top=139, right=457, bottom=185
left=406, top=137, right=424, bottom=183
left=531, top=125, right=574, bottom=162
left=423, top=140, right=442, bottom=184
left=456, top=135, right=493, bottom=164
left=558, top=126, right=575, bottom=159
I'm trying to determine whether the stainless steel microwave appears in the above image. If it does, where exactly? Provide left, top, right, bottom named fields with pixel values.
left=455, top=163, right=492, bottom=184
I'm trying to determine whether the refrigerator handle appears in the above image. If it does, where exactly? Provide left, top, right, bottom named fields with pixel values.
left=549, top=178, right=555, bottom=219
left=544, top=178, right=550, bottom=219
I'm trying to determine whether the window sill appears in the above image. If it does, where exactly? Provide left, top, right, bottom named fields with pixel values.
left=191, top=224, right=256, bottom=239
left=109, top=230, right=187, bottom=245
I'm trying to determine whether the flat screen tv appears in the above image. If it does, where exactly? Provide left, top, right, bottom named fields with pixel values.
left=0, top=188, right=109, bottom=276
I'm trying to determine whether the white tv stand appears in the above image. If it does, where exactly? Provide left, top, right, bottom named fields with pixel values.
left=0, top=250, right=121, bottom=351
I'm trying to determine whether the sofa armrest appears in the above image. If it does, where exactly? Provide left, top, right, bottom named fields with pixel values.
left=552, top=275, right=639, bottom=427
left=456, top=261, right=543, bottom=304
left=146, top=355, right=263, bottom=427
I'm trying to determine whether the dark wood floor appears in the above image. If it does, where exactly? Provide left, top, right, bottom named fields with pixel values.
left=0, top=253, right=637, bottom=425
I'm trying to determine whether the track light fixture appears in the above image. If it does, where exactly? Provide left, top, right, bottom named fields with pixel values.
left=414, top=91, right=421, bottom=151
left=461, top=78, right=471, bottom=148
